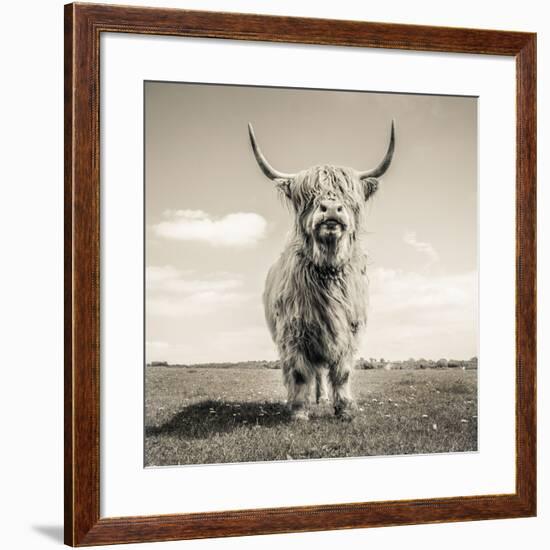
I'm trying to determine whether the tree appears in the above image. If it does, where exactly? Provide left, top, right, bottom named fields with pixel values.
left=357, top=358, right=375, bottom=370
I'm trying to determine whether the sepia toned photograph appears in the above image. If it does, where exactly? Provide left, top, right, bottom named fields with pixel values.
left=144, top=81, right=478, bottom=467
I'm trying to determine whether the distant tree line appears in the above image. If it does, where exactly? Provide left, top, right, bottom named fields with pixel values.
left=147, top=357, right=478, bottom=370
left=146, top=359, right=281, bottom=369
left=355, top=357, right=478, bottom=370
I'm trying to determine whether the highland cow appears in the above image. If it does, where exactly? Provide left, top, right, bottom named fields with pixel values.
left=248, top=121, right=395, bottom=421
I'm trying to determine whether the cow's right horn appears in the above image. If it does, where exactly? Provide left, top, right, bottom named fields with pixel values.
left=248, top=123, right=296, bottom=181
left=357, top=120, right=395, bottom=180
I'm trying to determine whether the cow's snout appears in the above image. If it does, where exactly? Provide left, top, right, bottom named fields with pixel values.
left=310, top=196, right=352, bottom=239
left=318, top=199, right=344, bottom=220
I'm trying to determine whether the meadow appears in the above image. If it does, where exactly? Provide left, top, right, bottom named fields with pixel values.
left=145, top=367, right=477, bottom=466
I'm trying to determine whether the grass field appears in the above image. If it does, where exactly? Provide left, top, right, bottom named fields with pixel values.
left=145, top=367, right=477, bottom=466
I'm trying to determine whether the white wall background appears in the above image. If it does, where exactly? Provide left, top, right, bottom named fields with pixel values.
left=0, top=0, right=546, bottom=548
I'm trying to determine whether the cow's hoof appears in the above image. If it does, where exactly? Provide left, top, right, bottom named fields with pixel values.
left=335, top=407, right=354, bottom=422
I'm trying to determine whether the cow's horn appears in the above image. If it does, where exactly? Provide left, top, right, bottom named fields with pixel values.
left=357, top=120, right=395, bottom=179
left=248, top=123, right=296, bottom=181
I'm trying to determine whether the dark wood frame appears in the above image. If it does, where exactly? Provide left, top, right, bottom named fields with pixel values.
left=65, top=2, right=537, bottom=546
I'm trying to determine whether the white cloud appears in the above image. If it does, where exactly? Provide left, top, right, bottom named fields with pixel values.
left=146, top=265, right=184, bottom=284
left=403, top=230, right=439, bottom=264
left=147, top=292, right=248, bottom=318
left=363, top=267, right=477, bottom=360
left=146, top=265, right=249, bottom=318
left=153, top=209, right=267, bottom=247
left=146, top=265, right=241, bottom=294
left=370, top=268, right=475, bottom=314
left=146, top=340, right=168, bottom=348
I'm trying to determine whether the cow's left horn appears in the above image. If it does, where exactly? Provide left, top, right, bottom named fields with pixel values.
left=248, top=123, right=296, bottom=181
left=357, top=120, right=395, bottom=180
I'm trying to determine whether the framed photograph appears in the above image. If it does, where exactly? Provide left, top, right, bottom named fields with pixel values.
left=65, top=2, right=536, bottom=546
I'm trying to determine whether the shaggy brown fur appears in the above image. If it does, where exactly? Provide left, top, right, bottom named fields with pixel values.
left=249, top=124, right=394, bottom=420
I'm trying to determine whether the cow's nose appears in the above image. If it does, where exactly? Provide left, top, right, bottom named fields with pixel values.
left=319, top=200, right=343, bottom=218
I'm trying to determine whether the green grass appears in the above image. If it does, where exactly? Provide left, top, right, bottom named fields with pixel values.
left=145, top=367, right=477, bottom=466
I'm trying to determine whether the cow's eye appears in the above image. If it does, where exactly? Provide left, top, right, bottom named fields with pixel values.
left=337, top=206, right=343, bottom=213
left=320, top=205, right=327, bottom=212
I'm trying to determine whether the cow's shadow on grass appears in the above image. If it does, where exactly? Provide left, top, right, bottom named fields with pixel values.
left=145, top=400, right=293, bottom=440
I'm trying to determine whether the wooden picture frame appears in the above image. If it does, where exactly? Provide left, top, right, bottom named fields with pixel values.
left=64, top=2, right=536, bottom=546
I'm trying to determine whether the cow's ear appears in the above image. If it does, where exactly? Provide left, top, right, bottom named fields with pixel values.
left=275, top=179, right=292, bottom=199
left=363, top=177, right=379, bottom=200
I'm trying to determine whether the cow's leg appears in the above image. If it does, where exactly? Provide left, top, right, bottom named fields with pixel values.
left=315, top=367, right=330, bottom=404
left=329, top=359, right=354, bottom=420
left=282, top=356, right=313, bottom=420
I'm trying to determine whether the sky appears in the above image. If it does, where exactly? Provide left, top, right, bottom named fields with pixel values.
left=145, top=81, right=477, bottom=364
